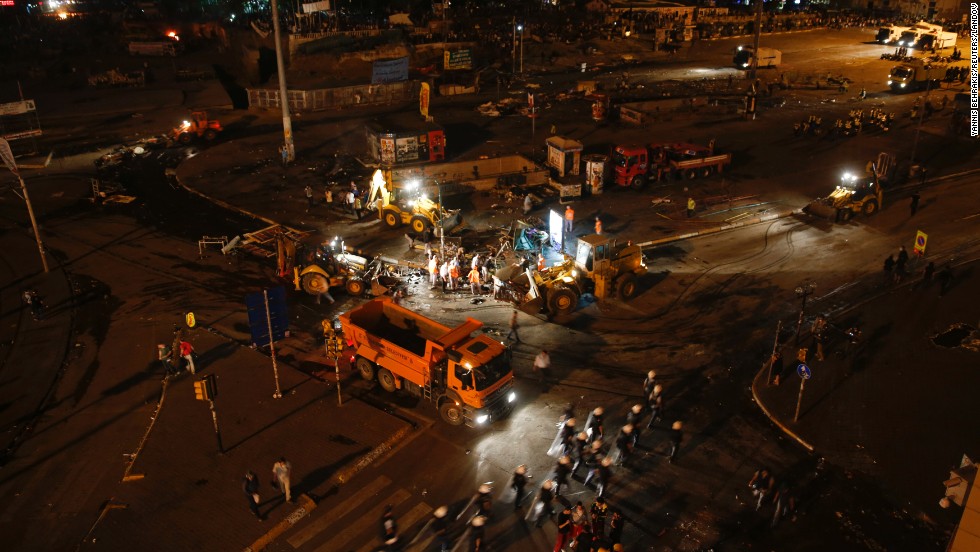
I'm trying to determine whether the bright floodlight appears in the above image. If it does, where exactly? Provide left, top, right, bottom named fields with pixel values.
left=407, top=179, right=420, bottom=189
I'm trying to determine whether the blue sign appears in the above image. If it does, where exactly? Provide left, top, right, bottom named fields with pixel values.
left=371, top=57, right=409, bottom=84
left=797, top=363, right=811, bottom=380
left=246, top=286, right=288, bottom=347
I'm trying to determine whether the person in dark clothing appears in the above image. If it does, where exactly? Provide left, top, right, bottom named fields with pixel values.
left=642, top=370, right=658, bottom=405
left=380, top=504, right=398, bottom=544
left=431, top=506, right=450, bottom=552
left=243, top=471, right=262, bottom=520
left=470, top=515, right=486, bottom=551
left=554, top=505, right=573, bottom=551
left=883, top=254, right=895, bottom=284
left=668, top=421, right=683, bottom=463
left=555, top=456, right=572, bottom=495
left=895, top=246, right=909, bottom=283
left=614, top=425, right=634, bottom=466
left=533, top=480, right=555, bottom=527
left=910, top=192, right=920, bottom=216
left=770, top=350, right=785, bottom=386
left=608, top=508, right=624, bottom=544
left=647, top=385, right=664, bottom=427
left=512, top=465, right=528, bottom=510
left=590, top=496, right=609, bottom=538
left=922, top=261, right=935, bottom=285
left=625, top=404, right=644, bottom=446
left=571, top=431, right=589, bottom=477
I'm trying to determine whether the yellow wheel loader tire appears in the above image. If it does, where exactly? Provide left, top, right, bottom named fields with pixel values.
left=356, top=357, right=375, bottom=381
left=301, top=272, right=330, bottom=295
left=345, top=278, right=366, bottom=296
left=439, top=401, right=464, bottom=425
left=548, top=287, right=579, bottom=316
left=410, top=216, right=431, bottom=234
left=383, top=211, right=401, bottom=228
left=862, top=199, right=879, bottom=216
left=617, top=273, right=639, bottom=300
left=378, top=369, right=397, bottom=392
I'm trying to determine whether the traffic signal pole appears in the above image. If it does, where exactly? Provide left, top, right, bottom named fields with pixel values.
left=208, top=399, right=224, bottom=453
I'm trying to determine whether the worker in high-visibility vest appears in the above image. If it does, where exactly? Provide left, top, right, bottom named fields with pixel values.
left=468, top=266, right=482, bottom=295
left=594, top=216, right=602, bottom=235
left=537, top=254, right=546, bottom=272
left=564, top=205, right=574, bottom=234
left=687, top=197, right=696, bottom=218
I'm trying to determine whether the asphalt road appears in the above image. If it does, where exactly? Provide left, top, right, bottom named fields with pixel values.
left=0, top=25, right=976, bottom=552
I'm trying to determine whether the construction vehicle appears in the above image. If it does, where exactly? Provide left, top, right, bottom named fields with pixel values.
left=170, top=111, right=223, bottom=144
left=292, top=238, right=399, bottom=298
left=613, top=142, right=731, bottom=188
left=366, top=169, right=461, bottom=234
left=887, top=59, right=947, bottom=91
left=338, top=298, right=516, bottom=426
left=897, top=22, right=955, bottom=49
left=733, top=45, right=781, bottom=69
left=503, top=234, right=646, bottom=316
left=876, top=25, right=911, bottom=44
left=803, top=154, right=893, bottom=222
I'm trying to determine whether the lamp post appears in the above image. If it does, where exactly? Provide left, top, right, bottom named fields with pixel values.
left=436, top=179, right=445, bottom=258
left=794, top=281, right=817, bottom=346
left=518, top=24, right=524, bottom=77
left=512, top=18, right=517, bottom=75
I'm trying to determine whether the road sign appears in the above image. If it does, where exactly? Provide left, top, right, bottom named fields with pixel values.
left=245, top=286, right=288, bottom=347
left=913, top=230, right=928, bottom=256
left=797, top=363, right=811, bottom=380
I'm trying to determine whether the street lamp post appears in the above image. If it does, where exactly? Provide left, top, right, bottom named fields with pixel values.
left=794, top=281, right=817, bottom=346
left=519, top=24, right=524, bottom=77
left=512, top=18, right=517, bottom=75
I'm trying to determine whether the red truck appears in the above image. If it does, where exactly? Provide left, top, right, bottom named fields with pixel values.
left=339, top=298, right=516, bottom=427
left=612, top=142, right=732, bottom=188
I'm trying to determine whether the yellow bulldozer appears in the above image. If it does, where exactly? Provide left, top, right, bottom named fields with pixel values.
left=366, top=169, right=461, bottom=234
left=804, top=153, right=894, bottom=222
left=288, top=238, right=400, bottom=299
left=502, top=234, right=647, bottom=316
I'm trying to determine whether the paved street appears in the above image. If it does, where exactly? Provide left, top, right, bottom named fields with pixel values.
left=0, top=24, right=977, bottom=552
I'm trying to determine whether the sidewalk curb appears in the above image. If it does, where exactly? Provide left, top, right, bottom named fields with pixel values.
left=334, top=423, right=416, bottom=485
left=750, top=370, right=815, bottom=453
left=245, top=494, right=318, bottom=552
left=171, top=171, right=285, bottom=230
left=636, top=209, right=795, bottom=249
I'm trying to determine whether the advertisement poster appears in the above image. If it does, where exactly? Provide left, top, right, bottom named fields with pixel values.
left=419, top=82, right=430, bottom=119
left=371, top=57, right=409, bottom=84
left=395, top=136, right=419, bottom=162
left=380, top=138, right=396, bottom=165
left=443, top=49, right=472, bottom=70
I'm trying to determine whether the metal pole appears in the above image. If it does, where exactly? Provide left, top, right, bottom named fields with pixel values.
left=512, top=18, right=517, bottom=75
left=438, top=181, right=445, bottom=258
left=519, top=25, right=524, bottom=76
left=264, top=290, right=283, bottom=399
left=749, top=0, right=762, bottom=82
left=793, top=377, right=806, bottom=422
left=207, top=399, right=224, bottom=453
left=794, top=292, right=807, bottom=346
left=17, top=173, right=50, bottom=273
left=327, top=338, right=342, bottom=406
left=270, top=0, right=295, bottom=163
left=766, top=320, right=781, bottom=385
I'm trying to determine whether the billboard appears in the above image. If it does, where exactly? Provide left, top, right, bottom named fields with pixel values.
left=371, top=57, right=409, bottom=84
left=443, top=49, right=472, bottom=70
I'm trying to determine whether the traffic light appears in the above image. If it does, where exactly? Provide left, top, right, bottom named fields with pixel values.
left=797, top=348, right=808, bottom=363
left=193, top=375, right=217, bottom=401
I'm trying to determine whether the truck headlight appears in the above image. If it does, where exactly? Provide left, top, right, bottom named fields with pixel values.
left=508, top=391, right=517, bottom=403
left=742, top=63, right=749, bottom=68
left=887, top=80, right=892, bottom=85
left=900, top=83, right=906, bottom=88
left=476, top=414, right=489, bottom=424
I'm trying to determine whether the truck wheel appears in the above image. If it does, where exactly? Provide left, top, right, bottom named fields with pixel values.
left=685, top=169, right=698, bottom=179
left=203, top=130, right=217, bottom=141
left=301, top=273, right=330, bottom=295
left=700, top=167, right=712, bottom=178
left=616, top=273, right=639, bottom=300
left=410, top=216, right=431, bottom=234
left=630, top=176, right=645, bottom=189
left=383, top=211, right=401, bottom=228
left=356, top=357, right=375, bottom=381
left=862, top=199, right=879, bottom=216
left=548, top=287, right=579, bottom=315
left=378, top=369, right=397, bottom=392
left=345, top=278, right=366, bottom=296
left=439, top=401, right=464, bottom=426
left=178, top=133, right=192, bottom=144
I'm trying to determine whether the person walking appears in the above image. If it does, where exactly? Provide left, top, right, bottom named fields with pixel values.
left=687, top=197, right=696, bottom=218
left=811, top=316, right=827, bottom=361
left=533, top=349, right=551, bottom=385
left=564, top=205, right=575, bottom=235
left=594, top=216, right=602, bottom=235
left=625, top=405, right=644, bottom=447
left=430, top=506, right=450, bottom=551
left=646, top=385, right=664, bottom=427
left=642, top=370, right=658, bottom=404
left=243, top=470, right=263, bottom=520
left=770, top=350, right=785, bottom=386
left=585, top=407, right=604, bottom=443
left=937, top=263, right=954, bottom=297
left=476, top=483, right=493, bottom=518
left=554, top=455, right=572, bottom=495
left=608, top=508, right=624, bottom=545
left=748, top=466, right=776, bottom=510
left=512, top=465, right=528, bottom=510
left=346, top=189, right=356, bottom=215
left=470, top=515, right=486, bottom=551
left=380, top=504, right=398, bottom=546
left=179, top=340, right=196, bottom=374
left=595, top=457, right=613, bottom=497
left=583, top=441, right=605, bottom=488
left=157, top=343, right=177, bottom=376
left=324, top=187, right=333, bottom=210
left=272, top=457, right=293, bottom=503
left=920, top=261, right=935, bottom=288
left=554, top=505, right=573, bottom=552
left=533, top=480, right=555, bottom=527
left=571, top=431, right=589, bottom=477
left=449, top=259, right=460, bottom=291
left=570, top=501, right=588, bottom=543
left=468, top=265, right=482, bottom=295
left=304, top=184, right=314, bottom=211
left=910, top=192, right=920, bottom=216
left=524, top=193, right=534, bottom=215
left=590, top=496, right=609, bottom=538
left=507, top=310, right=521, bottom=343
left=428, top=254, right=439, bottom=288
left=895, top=246, right=909, bottom=283
left=614, top=425, right=634, bottom=466
left=883, top=254, right=895, bottom=284
left=667, top=421, right=683, bottom=463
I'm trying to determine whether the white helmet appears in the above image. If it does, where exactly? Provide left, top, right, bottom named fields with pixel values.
left=593, top=407, right=604, bottom=416
left=515, top=464, right=527, bottom=475
left=559, top=455, right=571, bottom=465
left=648, top=370, right=656, bottom=379
left=479, top=483, right=491, bottom=494
left=565, top=417, right=576, bottom=427
left=623, top=424, right=634, bottom=434
left=471, top=515, right=486, bottom=527
left=631, top=404, right=643, bottom=414
left=543, top=480, right=554, bottom=490
left=434, top=506, right=448, bottom=518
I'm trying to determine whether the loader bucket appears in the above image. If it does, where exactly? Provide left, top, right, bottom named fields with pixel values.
left=804, top=199, right=839, bottom=220
left=440, top=212, right=462, bottom=232
left=520, top=296, right=544, bottom=315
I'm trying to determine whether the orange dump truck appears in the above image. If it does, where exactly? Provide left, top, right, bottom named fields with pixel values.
left=339, top=298, right=516, bottom=427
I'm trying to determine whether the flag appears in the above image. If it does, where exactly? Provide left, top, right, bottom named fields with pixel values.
left=527, top=92, right=534, bottom=109
left=420, top=82, right=430, bottom=119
